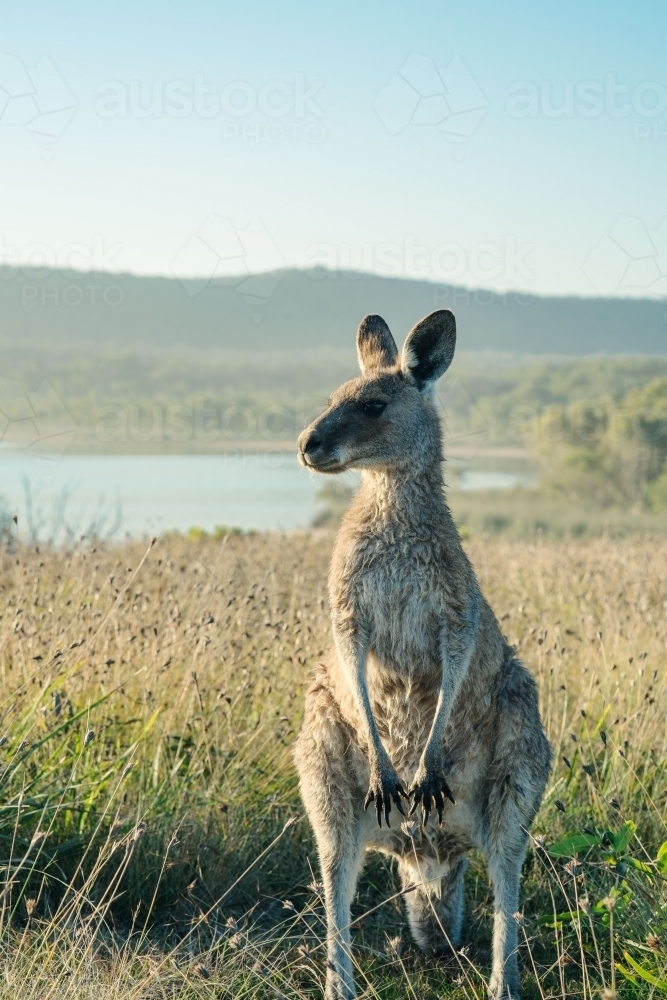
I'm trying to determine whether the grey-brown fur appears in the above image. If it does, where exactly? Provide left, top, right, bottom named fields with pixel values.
left=294, top=310, right=551, bottom=1000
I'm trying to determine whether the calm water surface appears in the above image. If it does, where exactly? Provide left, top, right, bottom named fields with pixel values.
left=0, top=453, right=536, bottom=540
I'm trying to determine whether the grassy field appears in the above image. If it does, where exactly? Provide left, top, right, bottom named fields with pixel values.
left=0, top=530, right=666, bottom=998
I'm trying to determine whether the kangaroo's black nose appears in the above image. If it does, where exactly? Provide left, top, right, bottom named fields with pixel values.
left=303, top=433, right=322, bottom=454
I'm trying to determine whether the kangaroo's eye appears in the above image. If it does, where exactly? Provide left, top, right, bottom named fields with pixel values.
left=362, top=400, right=386, bottom=416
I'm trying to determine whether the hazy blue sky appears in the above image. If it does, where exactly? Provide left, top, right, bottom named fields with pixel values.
left=2, top=0, right=667, bottom=297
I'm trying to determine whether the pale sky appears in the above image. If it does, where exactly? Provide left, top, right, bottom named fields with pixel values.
left=2, top=0, right=667, bottom=298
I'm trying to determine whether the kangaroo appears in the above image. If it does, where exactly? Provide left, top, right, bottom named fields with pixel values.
left=294, top=310, right=552, bottom=1000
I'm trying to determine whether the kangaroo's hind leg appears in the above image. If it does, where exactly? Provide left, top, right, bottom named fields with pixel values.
left=485, top=832, right=524, bottom=1000
left=398, top=854, right=467, bottom=954
left=483, top=659, right=552, bottom=1000
left=294, top=681, right=367, bottom=1000
left=318, top=813, right=365, bottom=1000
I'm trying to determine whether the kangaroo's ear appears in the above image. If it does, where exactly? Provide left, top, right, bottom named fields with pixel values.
left=401, top=310, right=456, bottom=390
left=356, top=314, right=398, bottom=375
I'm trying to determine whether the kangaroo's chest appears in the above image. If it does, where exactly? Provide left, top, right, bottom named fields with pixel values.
left=355, top=544, right=444, bottom=674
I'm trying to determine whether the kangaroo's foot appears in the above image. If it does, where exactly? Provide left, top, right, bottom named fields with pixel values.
left=399, top=855, right=468, bottom=954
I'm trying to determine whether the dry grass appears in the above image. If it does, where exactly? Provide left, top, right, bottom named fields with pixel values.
left=0, top=529, right=666, bottom=998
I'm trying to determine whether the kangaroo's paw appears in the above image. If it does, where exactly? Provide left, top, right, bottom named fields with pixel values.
left=364, top=764, right=407, bottom=828
left=409, top=762, right=455, bottom=826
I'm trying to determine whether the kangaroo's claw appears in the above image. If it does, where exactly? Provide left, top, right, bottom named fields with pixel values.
left=364, top=769, right=408, bottom=828
left=409, top=768, right=455, bottom=827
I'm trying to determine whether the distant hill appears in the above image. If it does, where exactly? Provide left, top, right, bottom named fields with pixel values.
left=3, top=267, right=666, bottom=355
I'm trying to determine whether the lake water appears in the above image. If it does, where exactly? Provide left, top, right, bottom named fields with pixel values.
left=0, top=453, right=536, bottom=540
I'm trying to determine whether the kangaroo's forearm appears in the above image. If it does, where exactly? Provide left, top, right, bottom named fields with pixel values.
left=422, top=590, right=481, bottom=762
left=333, top=630, right=387, bottom=765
